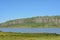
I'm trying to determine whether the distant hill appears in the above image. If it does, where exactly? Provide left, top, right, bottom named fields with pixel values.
left=0, top=16, right=60, bottom=28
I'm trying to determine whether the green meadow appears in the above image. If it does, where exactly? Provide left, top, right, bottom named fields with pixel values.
left=0, top=32, right=60, bottom=40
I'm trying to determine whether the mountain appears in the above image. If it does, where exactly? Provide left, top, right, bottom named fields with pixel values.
left=0, top=16, right=60, bottom=28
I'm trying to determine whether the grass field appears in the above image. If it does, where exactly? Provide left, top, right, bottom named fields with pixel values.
left=0, top=32, right=60, bottom=40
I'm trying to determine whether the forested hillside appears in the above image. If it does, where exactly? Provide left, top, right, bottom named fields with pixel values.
left=0, top=16, right=60, bottom=28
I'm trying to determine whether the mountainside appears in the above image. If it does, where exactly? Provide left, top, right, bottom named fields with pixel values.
left=0, top=16, right=60, bottom=28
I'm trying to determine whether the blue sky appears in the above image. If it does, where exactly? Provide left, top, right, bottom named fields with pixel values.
left=0, top=0, right=60, bottom=23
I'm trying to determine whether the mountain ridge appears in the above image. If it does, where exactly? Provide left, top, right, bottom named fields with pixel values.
left=0, top=16, right=60, bottom=28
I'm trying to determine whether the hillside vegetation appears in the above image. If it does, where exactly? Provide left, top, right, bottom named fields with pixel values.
left=0, top=16, right=60, bottom=28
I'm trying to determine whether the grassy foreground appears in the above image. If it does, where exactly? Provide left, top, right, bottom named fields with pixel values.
left=0, top=32, right=60, bottom=40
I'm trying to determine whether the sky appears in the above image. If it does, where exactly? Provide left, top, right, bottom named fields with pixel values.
left=0, top=0, right=60, bottom=23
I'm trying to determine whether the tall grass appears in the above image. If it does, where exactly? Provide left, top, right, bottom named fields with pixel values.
left=0, top=32, right=60, bottom=40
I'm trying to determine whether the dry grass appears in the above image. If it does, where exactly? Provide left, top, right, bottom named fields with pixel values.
left=0, top=32, right=60, bottom=40
left=0, top=35, right=60, bottom=40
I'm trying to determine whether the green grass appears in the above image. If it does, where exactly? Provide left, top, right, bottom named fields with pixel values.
left=0, top=32, right=60, bottom=40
